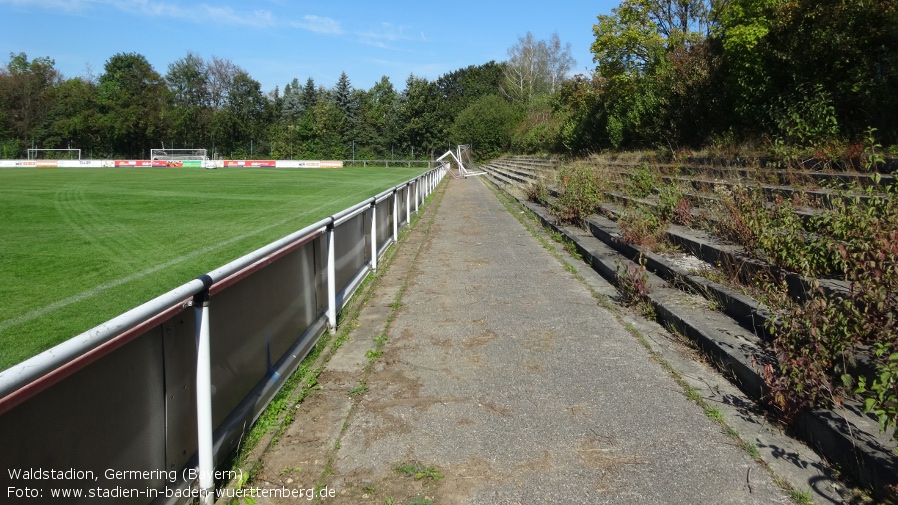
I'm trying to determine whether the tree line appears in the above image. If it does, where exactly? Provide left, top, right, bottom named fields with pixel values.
left=0, top=49, right=502, bottom=160
left=1, top=0, right=895, bottom=161
left=0, top=42, right=564, bottom=161
left=562, top=0, right=898, bottom=154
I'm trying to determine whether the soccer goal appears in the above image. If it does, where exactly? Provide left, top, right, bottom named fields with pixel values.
left=437, top=144, right=485, bottom=179
left=150, top=148, right=208, bottom=162
left=28, top=148, right=81, bottom=160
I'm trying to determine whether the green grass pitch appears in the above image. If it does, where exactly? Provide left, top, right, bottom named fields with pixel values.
left=0, top=166, right=429, bottom=371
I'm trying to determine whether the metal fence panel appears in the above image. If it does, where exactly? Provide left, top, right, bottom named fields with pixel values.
left=207, top=242, right=320, bottom=427
left=333, top=211, right=369, bottom=299
left=0, top=326, right=168, bottom=503
left=376, top=197, right=393, bottom=253
left=162, top=310, right=199, bottom=477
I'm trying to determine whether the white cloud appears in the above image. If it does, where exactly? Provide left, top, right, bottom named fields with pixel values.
left=293, top=14, right=343, bottom=35
left=197, top=5, right=278, bottom=28
left=294, top=14, right=343, bottom=35
left=357, top=22, right=419, bottom=50
left=0, top=0, right=342, bottom=34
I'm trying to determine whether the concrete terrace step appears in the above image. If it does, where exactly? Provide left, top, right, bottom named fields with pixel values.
left=597, top=158, right=897, bottom=187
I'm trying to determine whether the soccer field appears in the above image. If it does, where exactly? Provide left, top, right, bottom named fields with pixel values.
left=0, top=166, right=430, bottom=371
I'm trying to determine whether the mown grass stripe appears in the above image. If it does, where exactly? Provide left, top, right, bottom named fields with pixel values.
left=0, top=166, right=427, bottom=370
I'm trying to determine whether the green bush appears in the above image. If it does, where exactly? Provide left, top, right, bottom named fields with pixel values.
left=656, top=182, right=684, bottom=223
left=758, top=184, right=898, bottom=448
left=628, top=163, right=660, bottom=199
left=618, top=205, right=663, bottom=248
left=551, top=164, right=603, bottom=225
left=451, top=95, right=520, bottom=160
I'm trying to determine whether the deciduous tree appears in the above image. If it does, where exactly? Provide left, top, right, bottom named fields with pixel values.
left=503, top=32, right=575, bottom=103
left=0, top=52, right=61, bottom=154
left=97, top=52, right=168, bottom=157
left=166, top=51, right=211, bottom=149
left=451, top=94, right=520, bottom=159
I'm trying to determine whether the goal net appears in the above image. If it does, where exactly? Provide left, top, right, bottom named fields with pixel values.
left=150, top=148, right=208, bottom=162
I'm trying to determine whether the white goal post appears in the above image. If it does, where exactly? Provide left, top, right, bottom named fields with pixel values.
left=28, top=148, right=81, bottom=160
left=437, top=144, right=485, bottom=179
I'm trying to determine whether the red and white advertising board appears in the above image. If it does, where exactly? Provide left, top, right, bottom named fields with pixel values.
left=57, top=160, right=104, bottom=168
left=224, top=160, right=277, bottom=167
left=275, top=160, right=320, bottom=168
left=115, top=160, right=154, bottom=167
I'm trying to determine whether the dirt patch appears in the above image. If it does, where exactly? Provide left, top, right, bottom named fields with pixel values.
left=462, top=328, right=498, bottom=348
left=365, top=361, right=423, bottom=400
left=466, top=351, right=484, bottom=366
left=476, top=401, right=514, bottom=417
left=251, top=386, right=354, bottom=503
left=521, top=358, right=545, bottom=373
left=521, top=329, right=556, bottom=353
left=565, top=402, right=592, bottom=419
left=427, top=335, right=454, bottom=348
left=433, top=457, right=509, bottom=505
left=514, top=450, right=554, bottom=473
left=576, top=434, right=644, bottom=492
left=317, top=369, right=362, bottom=391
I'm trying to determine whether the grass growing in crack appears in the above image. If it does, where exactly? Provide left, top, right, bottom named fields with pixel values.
left=704, top=407, right=725, bottom=422
left=395, top=463, right=445, bottom=484
left=404, top=497, right=434, bottom=505
left=790, top=488, right=812, bottom=504
left=349, top=380, right=369, bottom=397
left=386, top=497, right=434, bottom=505
left=685, top=387, right=702, bottom=403
left=226, top=472, right=255, bottom=505
left=746, top=443, right=761, bottom=460
left=562, top=238, right=583, bottom=260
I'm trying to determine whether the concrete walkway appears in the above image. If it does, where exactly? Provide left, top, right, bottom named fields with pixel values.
left=251, top=176, right=789, bottom=505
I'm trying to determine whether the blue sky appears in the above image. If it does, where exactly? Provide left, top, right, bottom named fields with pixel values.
left=0, top=0, right=618, bottom=93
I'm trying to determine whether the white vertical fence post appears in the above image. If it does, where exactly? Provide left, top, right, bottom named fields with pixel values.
left=405, top=184, right=411, bottom=225
left=414, top=178, right=419, bottom=214
left=370, top=202, right=377, bottom=272
left=392, top=190, right=398, bottom=243
left=193, top=276, right=214, bottom=505
left=326, top=224, right=336, bottom=334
